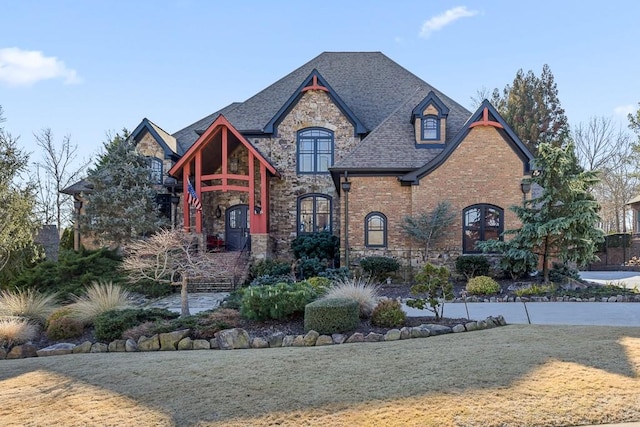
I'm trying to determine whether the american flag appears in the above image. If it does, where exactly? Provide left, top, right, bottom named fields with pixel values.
left=187, top=179, right=202, bottom=212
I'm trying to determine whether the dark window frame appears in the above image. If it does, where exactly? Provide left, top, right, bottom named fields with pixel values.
left=296, top=128, right=334, bottom=174
left=365, top=211, right=387, bottom=248
left=421, top=115, right=440, bottom=141
left=148, top=157, right=163, bottom=184
left=297, top=193, right=332, bottom=235
left=462, top=204, right=504, bottom=253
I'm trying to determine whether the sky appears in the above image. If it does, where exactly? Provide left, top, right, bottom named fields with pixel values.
left=1, top=0, right=639, bottom=167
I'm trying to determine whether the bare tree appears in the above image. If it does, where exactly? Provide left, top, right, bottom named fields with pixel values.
left=573, top=116, right=629, bottom=171
left=33, top=128, right=90, bottom=234
left=122, top=229, right=232, bottom=316
left=469, top=86, right=492, bottom=110
left=401, top=201, right=456, bottom=261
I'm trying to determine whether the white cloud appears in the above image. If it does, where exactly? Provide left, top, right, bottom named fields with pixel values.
left=0, top=47, right=81, bottom=87
left=613, top=104, right=635, bottom=117
left=419, top=6, right=479, bottom=39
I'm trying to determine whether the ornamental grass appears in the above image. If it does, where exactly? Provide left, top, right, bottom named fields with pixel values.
left=0, top=316, right=39, bottom=348
left=323, top=276, right=380, bottom=318
left=68, top=280, right=132, bottom=325
left=0, top=289, right=59, bottom=324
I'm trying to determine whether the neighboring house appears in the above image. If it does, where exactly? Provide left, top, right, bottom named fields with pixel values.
left=65, top=52, right=534, bottom=271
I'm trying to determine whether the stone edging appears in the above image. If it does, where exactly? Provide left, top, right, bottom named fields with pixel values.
left=1, top=315, right=507, bottom=360
left=449, top=294, right=640, bottom=303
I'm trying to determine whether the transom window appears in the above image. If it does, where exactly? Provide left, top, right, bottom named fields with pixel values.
left=463, top=204, right=503, bottom=253
left=365, top=212, right=387, bottom=248
left=297, top=128, right=333, bottom=174
left=422, top=116, right=439, bottom=140
left=148, top=157, right=163, bottom=184
left=298, top=194, right=332, bottom=234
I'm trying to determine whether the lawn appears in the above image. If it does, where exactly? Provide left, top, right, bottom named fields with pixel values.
left=1, top=325, right=640, bottom=426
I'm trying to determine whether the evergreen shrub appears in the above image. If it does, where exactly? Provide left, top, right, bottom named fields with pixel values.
left=359, top=256, right=400, bottom=281
left=94, top=308, right=178, bottom=342
left=466, top=275, right=501, bottom=295
left=239, top=281, right=316, bottom=321
left=371, top=299, right=406, bottom=328
left=304, top=297, right=359, bottom=334
left=455, top=255, right=490, bottom=279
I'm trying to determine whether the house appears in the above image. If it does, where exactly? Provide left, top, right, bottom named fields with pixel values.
left=67, top=52, right=534, bottom=272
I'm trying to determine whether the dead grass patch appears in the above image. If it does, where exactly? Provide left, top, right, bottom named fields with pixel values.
left=1, top=325, right=639, bottom=426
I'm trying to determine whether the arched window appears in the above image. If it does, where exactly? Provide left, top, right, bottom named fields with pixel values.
left=297, top=194, right=332, bottom=234
left=422, top=116, right=439, bottom=140
left=148, top=157, right=163, bottom=184
left=463, top=204, right=504, bottom=253
left=365, top=212, right=387, bottom=248
left=297, top=128, right=334, bottom=174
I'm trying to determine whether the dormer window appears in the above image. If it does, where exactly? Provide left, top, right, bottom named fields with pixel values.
left=422, top=116, right=439, bottom=140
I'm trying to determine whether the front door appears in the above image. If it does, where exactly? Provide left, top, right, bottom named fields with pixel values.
left=225, top=204, right=250, bottom=251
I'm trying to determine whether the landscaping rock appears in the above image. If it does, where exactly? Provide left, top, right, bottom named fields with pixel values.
left=303, top=330, right=320, bottom=346
left=410, top=326, right=430, bottom=338
left=496, top=315, right=507, bottom=326
left=400, top=327, right=411, bottom=339
left=268, top=332, right=285, bottom=348
left=216, top=328, right=250, bottom=350
left=193, top=339, right=210, bottom=350
left=420, top=324, right=452, bottom=335
left=608, top=296, right=617, bottom=302
left=452, top=324, right=466, bottom=333
left=108, top=340, right=127, bottom=352
left=178, top=337, right=193, bottom=350
left=384, top=329, right=401, bottom=341
left=345, top=332, right=364, bottom=343
left=476, top=320, right=488, bottom=330
left=36, top=343, right=75, bottom=357
left=315, top=335, right=333, bottom=346
left=90, top=342, right=108, bottom=353
left=364, top=332, right=384, bottom=342
left=331, top=334, right=346, bottom=344
left=138, top=335, right=160, bottom=351
left=159, top=329, right=191, bottom=351
left=292, top=335, right=305, bottom=347
left=281, top=335, right=295, bottom=347
left=209, top=338, right=219, bottom=350
left=7, top=344, right=38, bottom=359
left=251, top=337, right=269, bottom=349
left=73, top=341, right=92, bottom=354
left=125, top=339, right=138, bottom=352
left=465, top=321, right=478, bottom=331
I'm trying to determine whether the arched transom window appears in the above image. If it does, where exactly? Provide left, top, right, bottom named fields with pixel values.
left=463, top=204, right=503, bottom=253
left=365, top=212, right=387, bottom=248
left=297, top=128, right=334, bottom=174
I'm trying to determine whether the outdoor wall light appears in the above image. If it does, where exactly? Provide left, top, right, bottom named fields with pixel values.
left=229, top=156, right=239, bottom=174
left=520, top=180, right=531, bottom=194
left=215, top=205, right=222, bottom=218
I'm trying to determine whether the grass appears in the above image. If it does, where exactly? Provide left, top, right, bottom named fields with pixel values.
left=324, top=276, right=380, bottom=317
left=68, top=280, right=132, bottom=324
left=1, top=325, right=640, bottom=426
left=0, top=317, right=39, bottom=348
left=0, top=289, right=59, bottom=324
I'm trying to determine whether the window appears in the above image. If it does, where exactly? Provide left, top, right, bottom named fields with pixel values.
left=422, top=116, right=439, bottom=140
left=148, top=157, right=163, bottom=184
left=155, top=194, right=172, bottom=219
left=463, top=204, right=503, bottom=253
left=365, top=212, right=387, bottom=247
left=297, top=194, right=332, bottom=234
left=297, top=128, right=333, bottom=173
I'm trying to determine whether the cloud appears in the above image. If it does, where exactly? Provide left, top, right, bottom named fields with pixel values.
left=613, top=104, right=635, bottom=117
left=419, top=6, right=479, bottom=38
left=0, top=47, right=81, bottom=87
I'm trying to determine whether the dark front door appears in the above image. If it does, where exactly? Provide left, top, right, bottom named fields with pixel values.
left=225, top=204, right=250, bottom=251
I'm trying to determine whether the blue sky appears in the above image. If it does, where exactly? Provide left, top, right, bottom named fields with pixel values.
left=1, top=0, right=639, bottom=165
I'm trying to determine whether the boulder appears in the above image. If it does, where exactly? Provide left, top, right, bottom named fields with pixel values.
left=331, top=334, right=347, bottom=344
left=364, top=332, right=384, bottom=342
left=159, top=329, right=191, bottom=351
left=36, top=343, right=75, bottom=357
left=268, top=332, right=285, bottom=348
left=216, top=328, right=250, bottom=350
left=192, top=339, right=210, bottom=350
left=400, top=327, right=411, bottom=339
left=7, top=344, right=38, bottom=359
left=315, top=335, right=333, bottom=346
left=410, top=326, right=430, bottom=338
left=476, top=320, right=487, bottom=330
left=384, top=329, right=401, bottom=341
left=125, top=339, right=138, bottom=352
left=420, top=324, right=452, bottom=335
left=73, top=341, right=92, bottom=354
left=496, top=315, right=507, bottom=326
left=209, top=338, right=219, bottom=350
left=345, top=332, right=364, bottom=343
left=108, top=340, right=127, bottom=352
left=452, top=324, right=466, bottom=333
left=178, top=337, right=193, bottom=350
left=90, top=342, right=108, bottom=353
left=138, top=335, right=160, bottom=351
left=251, top=337, right=269, bottom=349
left=281, top=335, right=295, bottom=347
left=465, top=322, right=478, bottom=331
left=303, top=330, right=320, bottom=346
left=292, top=335, right=305, bottom=347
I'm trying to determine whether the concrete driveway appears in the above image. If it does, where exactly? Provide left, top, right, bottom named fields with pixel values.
left=580, top=271, right=640, bottom=290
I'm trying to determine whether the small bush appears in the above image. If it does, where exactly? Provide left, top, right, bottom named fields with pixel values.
left=94, top=308, right=178, bottom=342
left=123, top=280, right=173, bottom=298
left=122, top=321, right=158, bottom=341
left=249, top=274, right=294, bottom=287
left=306, top=276, right=332, bottom=296
left=455, top=255, right=490, bottom=279
left=0, top=317, right=39, bottom=348
left=250, top=259, right=291, bottom=279
left=0, top=289, right=59, bottom=324
left=466, top=276, right=501, bottom=295
left=291, top=232, right=339, bottom=263
left=318, top=267, right=350, bottom=281
left=240, top=281, right=316, bottom=321
left=222, top=290, right=243, bottom=309
left=514, top=283, right=555, bottom=297
left=371, top=299, right=406, bottom=328
left=304, top=297, right=359, bottom=334
left=359, top=256, right=400, bottom=282
left=323, top=277, right=380, bottom=318
left=548, top=263, right=581, bottom=284
left=69, top=280, right=132, bottom=325
left=406, top=263, right=452, bottom=320
left=46, top=316, right=84, bottom=341
left=295, top=256, right=329, bottom=279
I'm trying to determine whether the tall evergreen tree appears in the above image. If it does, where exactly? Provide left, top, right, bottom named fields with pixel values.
left=81, top=131, right=167, bottom=247
left=492, top=64, right=570, bottom=154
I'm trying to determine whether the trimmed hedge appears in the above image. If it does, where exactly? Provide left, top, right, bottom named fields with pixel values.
left=304, top=297, right=359, bottom=334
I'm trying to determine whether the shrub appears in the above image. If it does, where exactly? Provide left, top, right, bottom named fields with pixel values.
left=455, top=255, right=490, bottom=279
left=249, top=274, right=294, bottom=287
left=295, top=256, right=329, bottom=279
left=318, top=267, right=350, bottom=281
left=371, top=299, right=406, bottom=328
left=304, top=297, right=359, bottom=334
left=240, top=281, right=316, bottom=321
left=466, top=276, right=501, bottom=295
left=222, top=289, right=243, bottom=309
left=0, top=317, right=39, bottom=348
left=123, top=280, right=173, bottom=298
left=94, top=308, right=178, bottom=342
left=291, top=232, right=339, bottom=263
left=46, top=315, right=84, bottom=341
left=0, top=288, right=59, bottom=324
left=68, top=280, right=132, bottom=325
left=323, top=277, right=379, bottom=318
left=306, top=276, right=332, bottom=296
left=548, top=262, right=581, bottom=284
left=406, top=263, right=452, bottom=320
left=250, top=259, right=291, bottom=279
left=122, top=321, right=157, bottom=341
left=514, top=283, right=555, bottom=297
left=359, top=256, right=400, bottom=282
